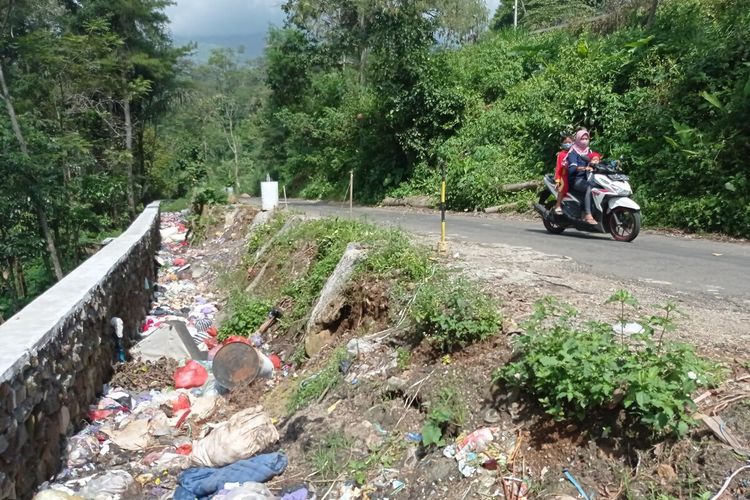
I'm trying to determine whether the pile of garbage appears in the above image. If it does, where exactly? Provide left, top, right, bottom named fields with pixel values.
left=34, top=211, right=309, bottom=500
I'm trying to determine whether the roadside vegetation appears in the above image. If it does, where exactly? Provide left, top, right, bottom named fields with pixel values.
left=212, top=210, right=731, bottom=496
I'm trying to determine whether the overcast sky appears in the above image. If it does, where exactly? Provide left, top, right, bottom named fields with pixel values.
left=166, top=0, right=502, bottom=38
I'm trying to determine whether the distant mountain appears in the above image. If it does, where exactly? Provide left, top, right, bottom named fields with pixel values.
left=173, top=33, right=268, bottom=63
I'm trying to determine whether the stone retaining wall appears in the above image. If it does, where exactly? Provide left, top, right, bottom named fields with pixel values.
left=0, top=202, right=161, bottom=499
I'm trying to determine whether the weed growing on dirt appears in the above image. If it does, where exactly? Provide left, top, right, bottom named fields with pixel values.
left=396, top=347, right=411, bottom=370
left=288, top=348, right=347, bottom=413
left=497, top=293, right=721, bottom=437
left=309, top=432, right=353, bottom=479
left=421, top=385, right=468, bottom=446
left=361, top=229, right=432, bottom=281
left=309, top=432, right=404, bottom=486
left=411, top=273, right=502, bottom=353
left=245, top=211, right=291, bottom=258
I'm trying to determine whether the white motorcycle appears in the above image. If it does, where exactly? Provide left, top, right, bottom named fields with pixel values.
left=533, top=160, right=642, bottom=242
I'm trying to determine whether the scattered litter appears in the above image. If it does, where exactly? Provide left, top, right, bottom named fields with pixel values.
left=174, top=360, right=209, bottom=389
left=405, top=432, right=422, bottom=442
left=174, top=452, right=288, bottom=499
left=562, top=468, right=591, bottom=500
left=280, top=487, right=309, bottom=500
left=78, top=470, right=139, bottom=499
left=612, top=322, right=645, bottom=335
left=443, top=427, right=512, bottom=478
left=212, top=482, right=275, bottom=500
left=697, top=413, right=750, bottom=455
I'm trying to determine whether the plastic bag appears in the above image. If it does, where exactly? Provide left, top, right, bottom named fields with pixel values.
left=33, top=490, right=82, bottom=500
left=78, top=470, right=139, bottom=499
left=213, top=482, right=275, bottom=500
left=190, top=406, right=279, bottom=468
left=174, top=360, right=209, bottom=389
left=172, top=393, right=191, bottom=413
left=66, top=434, right=100, bottom=468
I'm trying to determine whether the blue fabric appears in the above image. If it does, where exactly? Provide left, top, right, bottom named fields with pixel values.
left=173, top=452, right=288, bottom=500
left=566, top=150, right=590, bottom=184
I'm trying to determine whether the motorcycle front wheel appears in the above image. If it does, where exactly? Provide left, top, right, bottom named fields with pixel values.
left=608, top=207, right=641, bottom=242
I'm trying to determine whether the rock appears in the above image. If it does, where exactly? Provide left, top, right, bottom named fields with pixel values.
left=305, top=329, right=335, bottom=357
left=425, top=458, right=455, bottom=483
left=657, top=463, right=678, bottom=483
left=346, top=338, right=378, bottom=357
left=306, top=243, right=368, bottom=335
left=191, top=265, right=207, bottom=279
left=386, top=376, right=408, bottom=392
left=476, top=475, right=497, bottom=496
left=345, top=420, right=384, bottom=451
left=483, top=408, right=502, bottom=424
left=60, top=406, right=70, bottom=435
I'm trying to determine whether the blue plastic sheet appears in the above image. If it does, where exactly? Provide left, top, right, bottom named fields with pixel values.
left=174, top=452, right=288, bottom=500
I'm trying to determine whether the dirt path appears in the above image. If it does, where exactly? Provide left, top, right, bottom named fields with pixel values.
left=439, top=236, right=750, bottom=361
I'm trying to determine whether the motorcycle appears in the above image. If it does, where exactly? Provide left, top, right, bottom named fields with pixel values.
left=533, top=160, right=642, bottom=242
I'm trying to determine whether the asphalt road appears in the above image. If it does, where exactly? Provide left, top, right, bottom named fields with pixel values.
left=284, top=200, right=750, bottom=305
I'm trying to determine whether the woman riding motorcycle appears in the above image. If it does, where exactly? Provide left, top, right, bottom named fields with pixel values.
left=566, top=129, right=596, bottom=225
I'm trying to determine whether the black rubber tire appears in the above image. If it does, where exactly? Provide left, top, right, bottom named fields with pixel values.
left=540, top=191, right=566, bottom=234
left=608, top=207, right=641, bottom=242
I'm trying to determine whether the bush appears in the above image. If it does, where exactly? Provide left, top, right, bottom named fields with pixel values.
left=497, top=296, right=720, bottom=437
left=411, top=274, right=502, bottom=352
left=218, top=294, right=272, bottom=341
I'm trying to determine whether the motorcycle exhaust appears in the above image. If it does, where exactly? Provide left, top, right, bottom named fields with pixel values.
left=533, top=203, right=549, bottom=218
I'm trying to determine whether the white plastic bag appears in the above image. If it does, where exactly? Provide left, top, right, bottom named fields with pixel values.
left=212, top=482, right=275, bottom=500
left=78, top=470, right=138, bottom=499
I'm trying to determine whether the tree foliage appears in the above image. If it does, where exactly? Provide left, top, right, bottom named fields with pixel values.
left=0, top=0, right=184, bottom=320
left=246, top=0, right=750, bottom=236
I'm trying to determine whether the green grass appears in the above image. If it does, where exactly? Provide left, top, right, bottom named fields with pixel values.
left=161, top=197, right=190, bottom=212
left=287, top=348, right=348, bottom=413
left=309, top=432, right=354, bottom=479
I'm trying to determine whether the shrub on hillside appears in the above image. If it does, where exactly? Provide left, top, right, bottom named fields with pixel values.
left=411, top=274, right=502, bottom=352
left=496, top=296, right=720, bottom=437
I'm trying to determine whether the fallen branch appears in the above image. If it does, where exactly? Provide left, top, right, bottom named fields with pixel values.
left=484, top=202, right=525, bottom=214
left=497, top=180, right=541, bottom=192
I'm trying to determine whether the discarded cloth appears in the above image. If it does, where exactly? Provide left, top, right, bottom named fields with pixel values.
left=191, top=406, right=279, bottom=468
left=174, top=452, right=288, bottom=500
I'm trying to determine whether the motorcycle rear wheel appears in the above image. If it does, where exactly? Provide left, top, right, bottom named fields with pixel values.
left=608, top=207, right=641, bottom=242
left=540, top=192, right=566, bottom=234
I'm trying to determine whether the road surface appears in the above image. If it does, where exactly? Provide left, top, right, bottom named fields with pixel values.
left=283, top=200, right=749, bottom=306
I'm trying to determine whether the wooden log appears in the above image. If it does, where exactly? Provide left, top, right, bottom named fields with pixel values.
left=380, top=195, right=435, bottom=208
left=484, top=202, right=523, bottom=214
left=497, top=180, right=541, bottom=192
